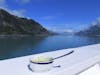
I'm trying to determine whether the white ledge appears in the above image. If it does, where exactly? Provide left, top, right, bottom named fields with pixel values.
left=0, top=44, right=100, bottom=75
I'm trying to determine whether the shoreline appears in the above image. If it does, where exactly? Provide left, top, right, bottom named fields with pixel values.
left=0, top=34, right=53, bottom=38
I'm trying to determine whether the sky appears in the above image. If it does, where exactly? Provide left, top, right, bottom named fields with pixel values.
left=0, top=0, right=100, bottom=32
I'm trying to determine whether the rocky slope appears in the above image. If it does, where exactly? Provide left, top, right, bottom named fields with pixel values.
left=0, top=9, right=49, bottom=36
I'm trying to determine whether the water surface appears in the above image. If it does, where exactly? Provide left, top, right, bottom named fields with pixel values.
left=0, top=35, right=100, bottom=60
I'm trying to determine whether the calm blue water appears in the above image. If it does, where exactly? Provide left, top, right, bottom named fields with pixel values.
left=0, top=35, right=100, bottom=60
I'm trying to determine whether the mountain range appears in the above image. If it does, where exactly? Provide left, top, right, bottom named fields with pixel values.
left=76, top=19, right=100, bottom=36
left=0, top=9, right=50, bottom=36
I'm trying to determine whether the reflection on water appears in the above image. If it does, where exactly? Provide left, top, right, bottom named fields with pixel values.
left=0, top=35, right=100, bottom=60
left=0, top=36, right=46, bottom=60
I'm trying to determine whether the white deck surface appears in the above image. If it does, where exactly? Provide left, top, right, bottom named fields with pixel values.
left=79, top=64, right=100, bottom=75
left=0, top=44, right=100, bottom=75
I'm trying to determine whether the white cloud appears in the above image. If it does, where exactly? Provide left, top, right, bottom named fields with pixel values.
left=10, top=9, right=26, bottom=17
left=15, top=0, right=46, bottom=4
left=0, top=0, right=5, bottom=5
left=0, top=8, right=26, bottom=17
left=44, top=24, right=74, bottom=33
left=97, top=17, right=100, bottom=21
left=0, top=0, right=26, bottom=17
left=42, top=16, right=56, bottom=20
left=53, top=28, right=74, bottom=33
left=91, top=17, right=100, bottom=26
left=56, top=13, right=64, bottom=16
left=15, top=0, right=31, bottom=4
left=96, top=17, right=100, bottom=25
left=0, top=0, right=7, bottom=8
left=91, top=22, right=97, bottom=26
left=42, top=13, right=64, bottom=20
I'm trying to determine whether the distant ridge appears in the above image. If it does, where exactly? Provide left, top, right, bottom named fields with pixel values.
left=76, top=18, right=100, bottom=36
left=0, top=9, right=50, bottom=36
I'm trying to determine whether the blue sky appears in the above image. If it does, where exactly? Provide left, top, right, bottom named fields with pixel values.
left=0, top=0, right=100, bottom=32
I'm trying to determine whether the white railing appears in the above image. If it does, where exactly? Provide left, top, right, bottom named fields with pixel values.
left=0, top=44, right=100, bottom=75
